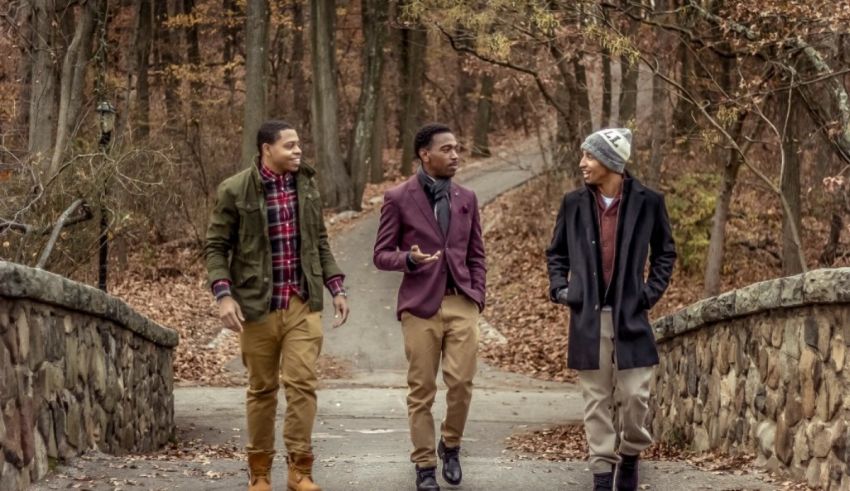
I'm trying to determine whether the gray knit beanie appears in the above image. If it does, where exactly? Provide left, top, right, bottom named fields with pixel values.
left=580, top=128, right=632, bottom=174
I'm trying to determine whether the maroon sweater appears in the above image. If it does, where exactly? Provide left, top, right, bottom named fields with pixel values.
left=594, top=187, right=622, bottom=292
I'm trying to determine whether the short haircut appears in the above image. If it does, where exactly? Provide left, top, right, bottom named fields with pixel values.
left=413, top=123, right=453, bottom=161
left=256, top=120, right=293, bottom=155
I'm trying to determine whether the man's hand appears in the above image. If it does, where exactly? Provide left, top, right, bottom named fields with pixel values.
left=410, top=245, right=441, bottom=264
left=218, top=296, right=245, bottom=333
left=332, top=294, right=349, bottom=328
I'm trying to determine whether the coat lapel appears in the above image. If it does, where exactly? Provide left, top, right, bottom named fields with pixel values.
left=619, top=179, right=645, bottom=257
left=408, top=177, right=444, bottom=239
left=578, top=188, right=597, bottom=255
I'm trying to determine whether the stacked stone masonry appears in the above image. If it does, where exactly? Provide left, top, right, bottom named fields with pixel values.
left=0, top=261, right=178, bottom=490
left=651, top=268, right=850, bottom=490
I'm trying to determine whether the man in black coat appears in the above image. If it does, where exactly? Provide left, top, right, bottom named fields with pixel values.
left=546, top=128, right=676, bottom=491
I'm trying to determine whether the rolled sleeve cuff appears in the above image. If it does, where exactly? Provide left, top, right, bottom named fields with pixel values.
left=325, top=275, right=345, bottom=297
left=212, top=279, right=232, bottom=301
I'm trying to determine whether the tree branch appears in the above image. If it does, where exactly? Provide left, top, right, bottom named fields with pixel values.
left=36, top=199, right=86, bottom=268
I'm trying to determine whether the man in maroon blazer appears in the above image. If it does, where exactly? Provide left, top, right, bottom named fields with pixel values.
left=373, top=123, right=486, bottom=491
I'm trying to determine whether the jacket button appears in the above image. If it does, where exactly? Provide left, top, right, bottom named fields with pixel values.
left=263, top=277, right=269, bottom=282
left=595, top=304, right=600, bottom=310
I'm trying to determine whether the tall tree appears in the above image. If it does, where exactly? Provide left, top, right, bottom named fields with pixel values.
left=779, top=88, right=804, bottom=275
left=132, top=0, right=153, bottom=140
left=471, top=73, right=494, bottom=157
left=398, top=23, right=428, bottom=176
left=617, top=0, right=639, bottom=127
left=29, top=0, right=58, bottom=167
left=49, top=0, right=98, bottom=176
left=310, top=0, right=354, bottom=208
left=370, top=97, right=386, bottom=183
left=289, top=1, right=310, bottom=133
left=240, top=0, right=269, bottom=168
left=349, top=0, right=389, bottom=209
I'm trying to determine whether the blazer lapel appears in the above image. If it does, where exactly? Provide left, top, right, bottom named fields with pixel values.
left=408, top=177, right=444, bottom=239
left=446, top=184, right=465, bottom=240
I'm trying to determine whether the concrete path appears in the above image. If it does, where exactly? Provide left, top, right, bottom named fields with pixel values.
left=35, top=147, right=777, bottom=490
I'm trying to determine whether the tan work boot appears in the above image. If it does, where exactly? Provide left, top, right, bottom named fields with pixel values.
left=247, top=452, right=273, bottom=491
left=287, top=453, right=322, bottom=491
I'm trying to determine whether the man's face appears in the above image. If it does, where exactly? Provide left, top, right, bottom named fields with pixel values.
left=262, top=129, right=301, bottom=173
left=420, top=132, right=460, bottom=178
left=578, top=150, right=612, bottom=185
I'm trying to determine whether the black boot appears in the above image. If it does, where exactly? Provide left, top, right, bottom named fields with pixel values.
left=415, top=466, right=440, bottom=491
left=437, top=439, right=462, bottom=485
left=593, top=469, right=614, bottom=491
left=615, top=454, right=640, bottom=491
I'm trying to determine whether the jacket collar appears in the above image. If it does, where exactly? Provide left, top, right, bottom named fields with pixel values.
left=250, top=157, right=317, bottom=192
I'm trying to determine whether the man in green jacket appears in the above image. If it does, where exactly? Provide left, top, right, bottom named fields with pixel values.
left=204, top=120, right=349, bottom=491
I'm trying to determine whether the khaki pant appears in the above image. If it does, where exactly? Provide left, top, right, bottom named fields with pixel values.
left=240, top=296, right=322, bottom=456
left=401, top=294, right=480, bottom=468
left=578, top=310, right=654, bottom=473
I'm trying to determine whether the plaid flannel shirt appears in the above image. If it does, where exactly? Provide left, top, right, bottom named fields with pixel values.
left=213, top=164, right=344, bottom=309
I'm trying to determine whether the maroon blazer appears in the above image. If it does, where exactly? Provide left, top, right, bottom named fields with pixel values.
left=373, top=176, right=486, bottom=320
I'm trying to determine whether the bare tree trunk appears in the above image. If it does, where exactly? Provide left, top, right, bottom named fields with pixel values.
left=398, top=24, right=427, bottom=175
left=154, top=0, right=179, bottom=122
left=310, top=0, right=354, bottom=208
left=348, top=0, right=388, bottom=210
left=29, top=0, right=58, bottom=168
left=780, top=89, right=804, bottom=275
left=49, top=0, right=97, bottom=176
left=703, top=137, right=742, bottom=296
left=132, top=0, right=153, bottom=140
left=15, top=2, right=33, bottom=142
left=222, top=0, right=238, bottom=101
left=471, top=73, right=494, bottom=157
left=453, top=30, right=475, bottom=135
left=240, top=0, right=268, bottom=168
left=370, top=96, right=386, bottom=183
left=703, top=56, right=743, bottom=297
left=672, top=1, right=695, bottom=135
left=601, top=50, right=612, bottom=128
left=617, top=0, right=638, bottom=127
left=645, top=0, right=667, bottom=189
left=184, top=0, right=201, bottom=117
left=290, top=0, right=310, bottom=134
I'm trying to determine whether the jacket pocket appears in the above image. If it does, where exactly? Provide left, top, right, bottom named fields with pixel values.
left=232, top=256, right=261, bottom=287
left=565, top=283, right=583, bottom=307
left=236, top=201, right=264, bottom=236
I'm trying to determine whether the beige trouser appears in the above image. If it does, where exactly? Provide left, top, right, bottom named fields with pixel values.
left=578, top=310, right=654, bottom=473
left=401, top=294, right=480, bottom=468
left=240, top=296, right=323, bottom=457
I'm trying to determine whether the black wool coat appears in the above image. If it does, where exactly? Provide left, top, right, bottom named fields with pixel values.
left=546, top=176, right=677, bottom=370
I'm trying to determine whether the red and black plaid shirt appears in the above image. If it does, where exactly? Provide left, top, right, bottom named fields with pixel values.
left=213, top=164, right=344, bottom=310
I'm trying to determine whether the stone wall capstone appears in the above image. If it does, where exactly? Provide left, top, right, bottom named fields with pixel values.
left=651, top=268, right=850, bottom=490
left=0, top=261, right=178, bottom=490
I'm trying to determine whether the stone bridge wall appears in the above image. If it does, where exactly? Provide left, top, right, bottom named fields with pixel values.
left=0, top=262, right=179, bottom=490
left=651, top=268, right=850, bottom=490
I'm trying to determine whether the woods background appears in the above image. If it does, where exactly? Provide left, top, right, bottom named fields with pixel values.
left=1, top=0, right=850, bottom=363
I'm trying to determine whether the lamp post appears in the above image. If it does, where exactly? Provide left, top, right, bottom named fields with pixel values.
left=96, top=100, right=116, bottom=291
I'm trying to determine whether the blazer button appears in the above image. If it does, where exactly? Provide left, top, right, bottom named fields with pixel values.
left=595, top=304, right=600, bottom=310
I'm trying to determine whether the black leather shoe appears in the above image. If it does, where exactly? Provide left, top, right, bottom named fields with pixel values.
left=615, top=454, right=640, bottom=491
left=437, top=439, right=462, bottom=485
left=593, top=470, right=614, bottom=491
left=415, top=466, right=440, bottom=491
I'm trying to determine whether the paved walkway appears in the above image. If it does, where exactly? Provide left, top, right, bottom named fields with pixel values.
left=35, top=147, right=776, bottom=490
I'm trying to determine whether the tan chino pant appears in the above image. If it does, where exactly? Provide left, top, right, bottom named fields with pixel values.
left=401, top=294, right=480, bottom=468
left=240, top=296, right=323, bottom=457
left=578, top=310, right=654, bottom=473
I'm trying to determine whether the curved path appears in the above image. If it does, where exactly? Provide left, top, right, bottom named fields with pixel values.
left=35, top=146, right=776, bottom=490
